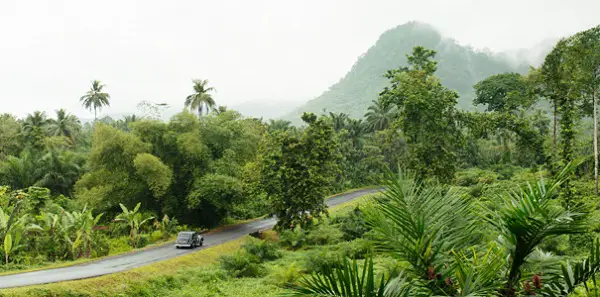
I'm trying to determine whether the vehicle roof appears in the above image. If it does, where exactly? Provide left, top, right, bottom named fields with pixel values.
left=177, top=231, right=196, bottom=235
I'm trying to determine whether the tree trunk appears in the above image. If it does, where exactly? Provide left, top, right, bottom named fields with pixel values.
left=595, top=66, right=599, bottom=195
left=553, top=101, right=558, bottom=151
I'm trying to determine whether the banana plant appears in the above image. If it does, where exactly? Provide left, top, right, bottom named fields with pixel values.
left=0, top=206, right=42, bottom=264
left=69, top=206, right=104, bottom=258
left=114, top=202, right=154, bottom=248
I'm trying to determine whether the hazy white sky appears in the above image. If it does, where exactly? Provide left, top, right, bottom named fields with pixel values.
left=0, top=0, right=598, bottom=119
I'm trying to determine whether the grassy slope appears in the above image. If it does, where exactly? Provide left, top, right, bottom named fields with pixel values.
left=2, top=192, right=378, bottom=297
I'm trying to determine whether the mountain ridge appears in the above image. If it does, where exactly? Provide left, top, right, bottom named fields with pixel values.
left=283, top=21, right=554, bottom=123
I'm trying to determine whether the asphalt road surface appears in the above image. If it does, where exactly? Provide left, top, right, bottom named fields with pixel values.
left=0, top=188, right=379, bottom=289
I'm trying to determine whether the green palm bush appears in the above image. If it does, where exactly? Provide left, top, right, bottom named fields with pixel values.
left=286, top=163, right=600, bottom=296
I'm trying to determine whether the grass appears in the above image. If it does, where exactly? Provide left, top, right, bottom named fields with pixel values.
left=1, top=238, right=245, bottom=297
left=0, top=188, right=378, bottom=296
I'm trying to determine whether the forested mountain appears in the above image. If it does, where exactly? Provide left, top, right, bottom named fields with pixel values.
left=285, top=21, right=531, bottom=121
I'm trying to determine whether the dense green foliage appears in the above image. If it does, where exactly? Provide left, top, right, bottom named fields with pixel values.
left=1, top=21, right=600, bottom=297
left=262, top=113, right=340, bottom=230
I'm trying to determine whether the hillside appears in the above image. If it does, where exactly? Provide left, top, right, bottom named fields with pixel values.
left=284, top=21, right=531, bottom=122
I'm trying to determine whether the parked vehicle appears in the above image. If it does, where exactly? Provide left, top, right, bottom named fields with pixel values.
left=175, top=231, right=203, bottom=248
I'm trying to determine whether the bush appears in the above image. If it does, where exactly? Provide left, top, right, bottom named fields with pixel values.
left=306, top=223, right=343, bottom=245
left=109, top=236, right=132, bottom=255
left=279, top=226, right=306, bottom=249
left=241, top=238, right=281, bottom=262
left=150, top=230, right=165, bottom=243
left=137, top=233, right=151, bottom=248
left=302, top=248, right=344, bottom=274
left=335, top=238, right=374, bottom=259
left=454, top=168, right=498, bottom=187
left=219, top=251, right=265, bottom=278
left=269, top=262, right=303, bottom=286
left=334, top=207, right=370, bottom=241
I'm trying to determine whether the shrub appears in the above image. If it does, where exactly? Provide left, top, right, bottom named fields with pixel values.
left=109, top=236, right=132, bottom=255
left=269, top=262, right=303, bottom=286
left=454, top=168, right=498, bottom=187
left=302, top=248, right=344, bottom=274
left=219, top=251, right=265, bottom=278
left=335, top=238, right=374, bottom=259
left=278, top=226, right=306, bottom=249
left=137, top=233, right=151, bottom=248
left=306, top=223, right=343, bottom=245
left=241, top=238, right=281, bottom=261
left=334, top=206, right=370, bottom=240
left=150, top=230, right=165, bottom=243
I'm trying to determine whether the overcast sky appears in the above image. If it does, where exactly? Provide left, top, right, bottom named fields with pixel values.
left=0, top=0, right=598, bottom=119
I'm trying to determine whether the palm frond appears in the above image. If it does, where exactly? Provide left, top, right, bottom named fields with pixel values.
left=485, top=161, right=589, bottom=289
left=366, top=169, right=476, bottom=279
left=284, top=257, right=409, bottom=297
left=543, top=238, right=600, bottom=296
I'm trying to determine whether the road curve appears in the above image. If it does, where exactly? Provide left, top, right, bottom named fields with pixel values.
left=0, top=188, right=379, bottom=289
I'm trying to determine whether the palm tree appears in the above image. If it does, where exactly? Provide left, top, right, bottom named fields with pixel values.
left=0, top=151, right=40, bottom=189
left=267, top=119, right=293, bottom=134
left=36, top=150, right=82, bottom=196
left=80, top=80, right=110, bottom=120
left=328, top=112, right=349, bottom=132
left=185, top=79, right=216, bottom=117
left=48, top=109, right=81, bottom=144
left=345, top=118, right=368, bottom=148
left=22, top=111, right=49, bottom=134
left=364, top=99, right=397, bottom=131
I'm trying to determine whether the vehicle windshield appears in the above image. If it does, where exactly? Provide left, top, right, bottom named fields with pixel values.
left=177, top=234, right=191, bottom=240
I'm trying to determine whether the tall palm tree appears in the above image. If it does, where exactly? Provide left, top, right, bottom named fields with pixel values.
left=328, top=112, right=349, bottom=132
left=22, top=111, right=49, bottom=134
left=80, top=80, right=110, bottom=120
left=48, top=109, right=81, bottom=144
left=346, top=118, right=368, bottom=148
left=23, top=111, right=50, bottom=150
left=185, top=79, right=216, bottom=117
left=364, top=99, right=397, bottom=131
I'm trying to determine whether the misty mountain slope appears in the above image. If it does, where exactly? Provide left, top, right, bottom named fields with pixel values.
left=284, top=21, right=530, bottom=122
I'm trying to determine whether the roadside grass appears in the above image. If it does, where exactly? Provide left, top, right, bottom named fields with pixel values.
left=0, top=189, right=379, bottom=297
left=1, top=238, right=245, bottom=297
left=0, top=235, right=177, bottom=277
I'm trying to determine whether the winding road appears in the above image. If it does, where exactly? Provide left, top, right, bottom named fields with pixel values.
left=0, top=188, right=378, bottom=289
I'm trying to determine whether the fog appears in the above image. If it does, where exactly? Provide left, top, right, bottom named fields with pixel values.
left=0, top=0, right=598, bottom=119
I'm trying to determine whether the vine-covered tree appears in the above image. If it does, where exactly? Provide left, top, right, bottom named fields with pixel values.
left=380, top=46, right=461, bottom=182
left=262, top=112, right=339, bottom=230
